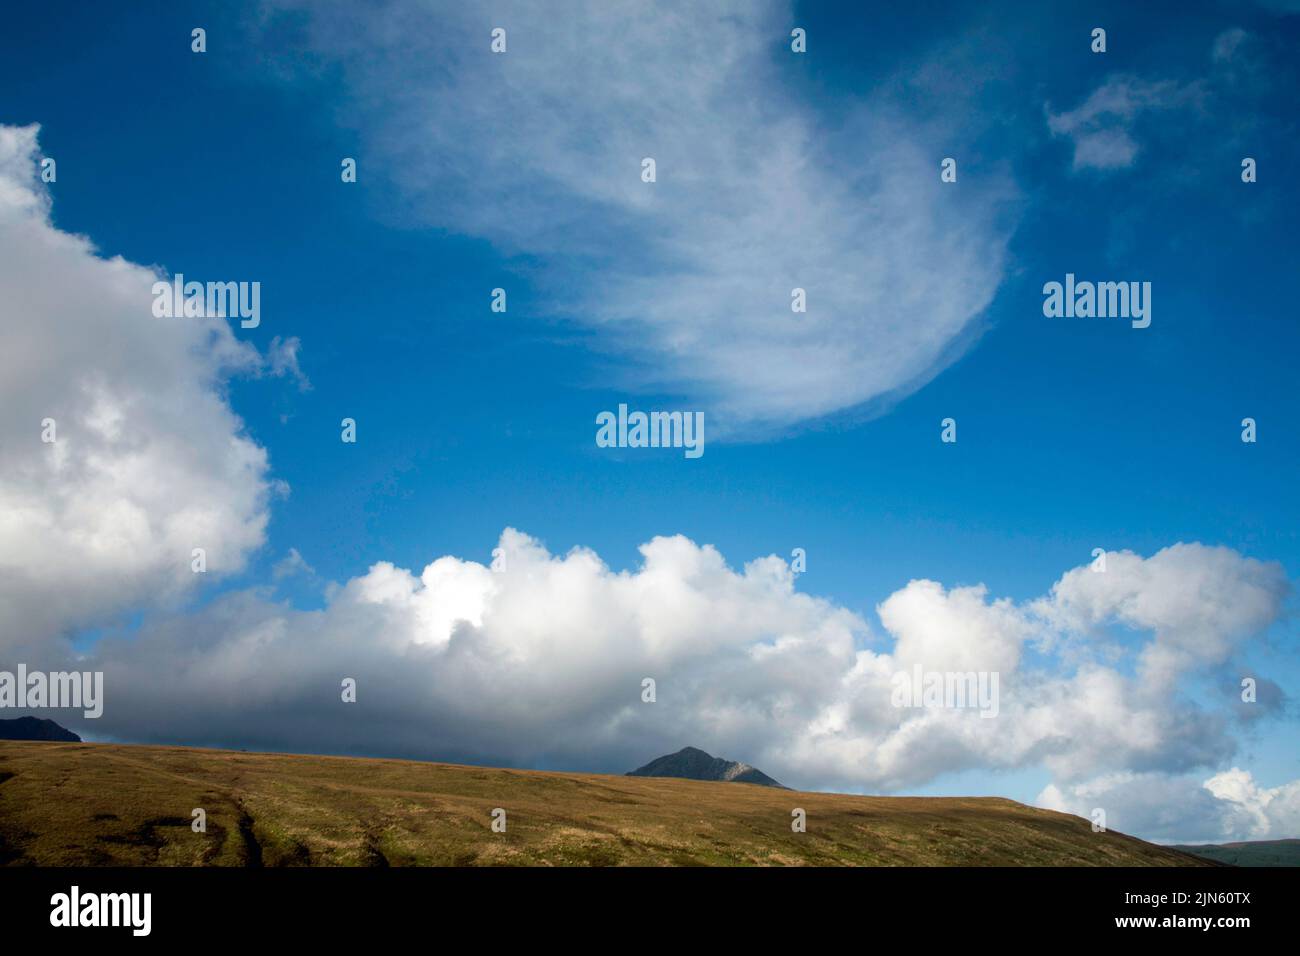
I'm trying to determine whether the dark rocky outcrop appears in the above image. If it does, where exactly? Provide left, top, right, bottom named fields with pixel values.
left=0, top=717, right=81, bottom=742
left=628, top=746, right=787, bottom=788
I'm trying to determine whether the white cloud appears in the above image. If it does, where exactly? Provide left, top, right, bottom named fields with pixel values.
left=1046, top=76, right=1193, bottom=171
left=1046, top=28, right=1282, bottom=176
left=1204, top=768, right=1300, bottom=839
left=272, top=547, right=315, bottom=581
left=61, top=529, right=1294, bottom=842
left=1036, top=544, right=1288, bottom=690
left=1039, top=768, right=1300, bottom=844
left=259, top=0, right=1017, bottom=434
left=265, top=335, right=310, bottom=391
left=0, top=123, right=279, bottom=654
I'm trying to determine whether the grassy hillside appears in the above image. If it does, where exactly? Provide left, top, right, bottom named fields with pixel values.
left=1170, top=839, right=1300, bottom=867
left=0, top=741, right=1211, bottom=866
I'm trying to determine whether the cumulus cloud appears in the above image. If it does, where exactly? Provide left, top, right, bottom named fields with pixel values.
left=1204, top=768, right=1300, bottom=838
left=1036, top=544, right=1288, bottom=690
left=48, top=528, right=1291, bottom=841
left=258, top=0, right=1016, bottom=434
left=0, top=124, right=280, bottom=656
left=1039, top=768, right=1300, bottom=844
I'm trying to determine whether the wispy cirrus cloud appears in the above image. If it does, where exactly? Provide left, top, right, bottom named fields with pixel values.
left=1047, top=76, right=1200, bottom=171
left=257, top=0, right=1018, bottom=435
left=1046, top=22, right=1291, bottom=175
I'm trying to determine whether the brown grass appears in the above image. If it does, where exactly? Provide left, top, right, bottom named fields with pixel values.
left=0, top=741, right=1210, bottom=867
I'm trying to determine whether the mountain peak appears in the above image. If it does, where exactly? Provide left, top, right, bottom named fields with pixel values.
left=627, top=746, right=787, bottom=789
left=0, top=717, right=81, bottom=742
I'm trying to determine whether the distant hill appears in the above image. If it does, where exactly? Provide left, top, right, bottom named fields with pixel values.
left=626, top=746, right=787, bottom=789
left=1170, top=839, right=1300, bottom=867
left=0, top=741, right=1211, bottom=866
left=0, top=717, right=80, bottom=742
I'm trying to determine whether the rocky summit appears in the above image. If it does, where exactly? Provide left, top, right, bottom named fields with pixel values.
left=627, top=746, right=788, bottom=789
left=0, top=717, right=81, bottom=742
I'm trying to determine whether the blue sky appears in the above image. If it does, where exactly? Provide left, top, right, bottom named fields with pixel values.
left=1, top=1, right=1297, bottom=842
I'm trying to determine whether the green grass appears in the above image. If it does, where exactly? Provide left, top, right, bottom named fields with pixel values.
left=0, top=741, right=1212, bottom=867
